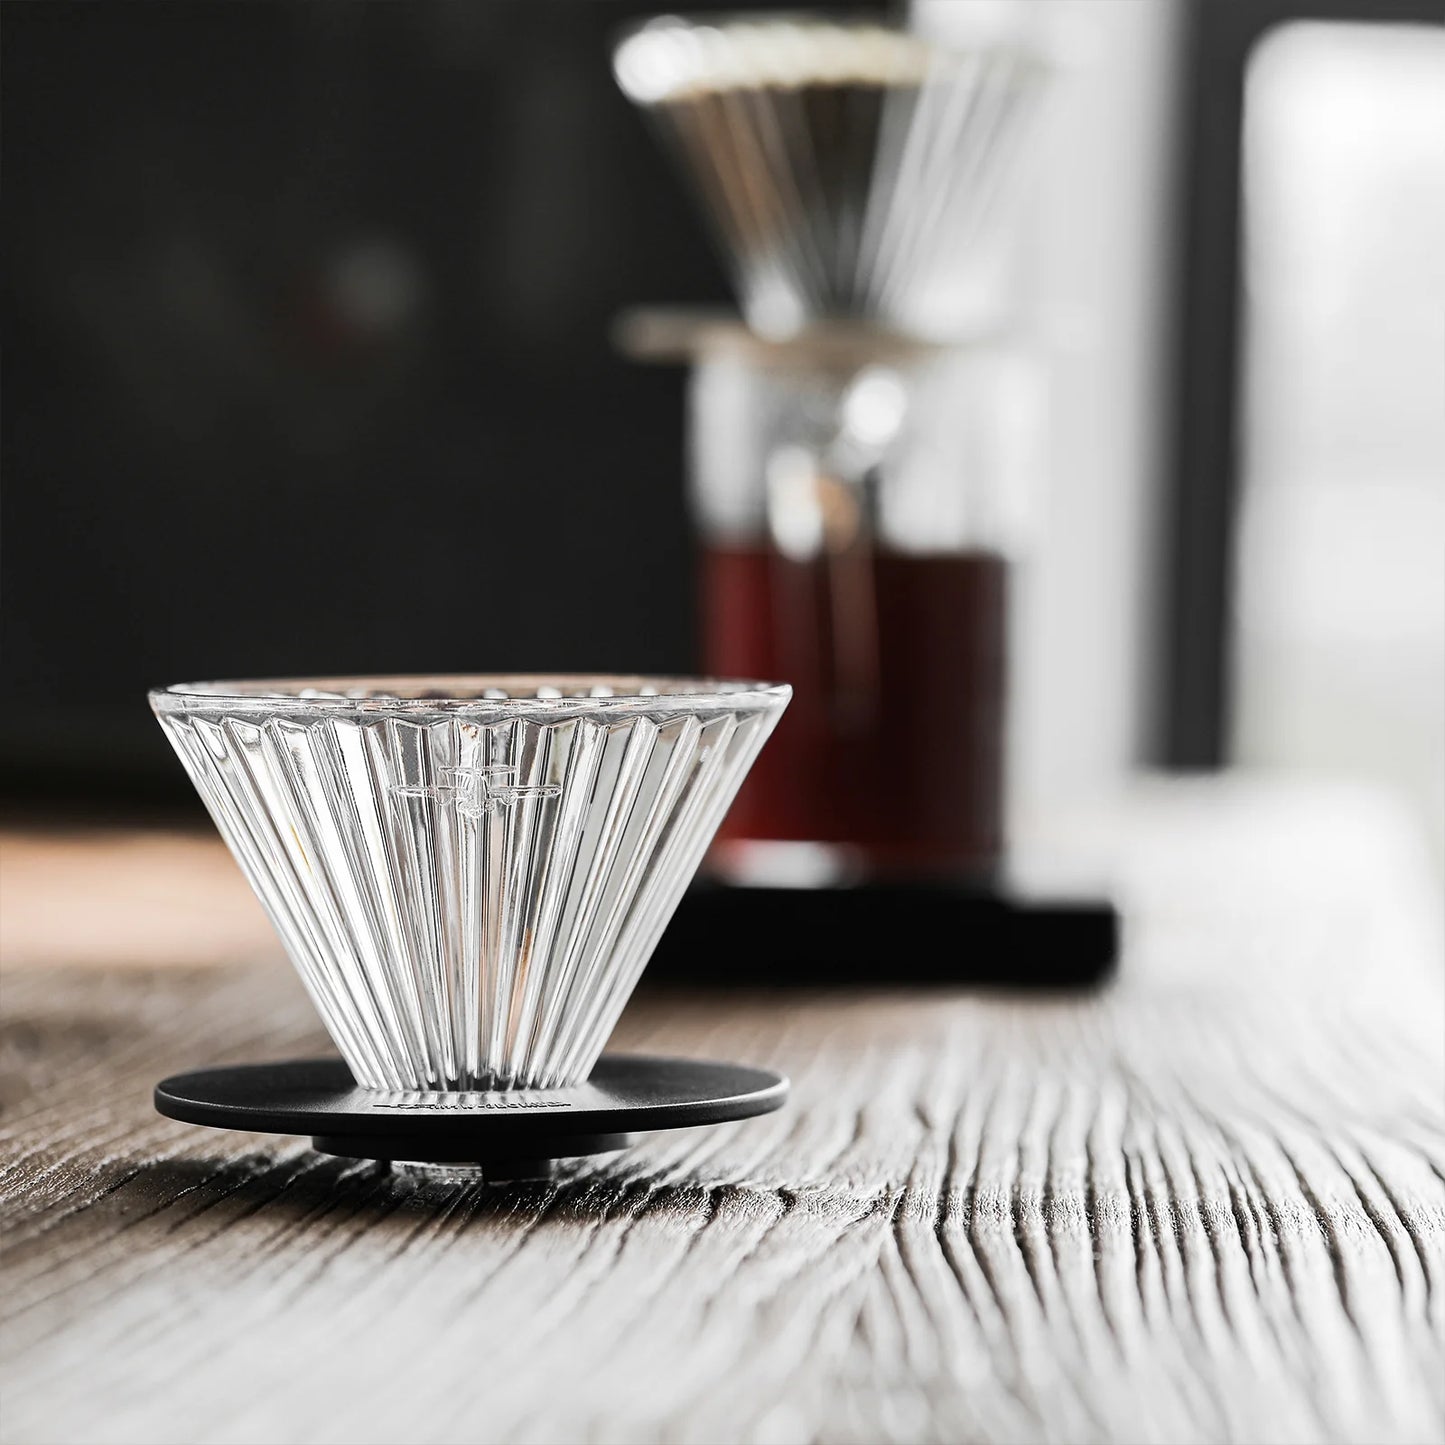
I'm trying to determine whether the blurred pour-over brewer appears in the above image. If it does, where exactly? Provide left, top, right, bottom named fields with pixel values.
left=614, top=14, right=1116, bottom=979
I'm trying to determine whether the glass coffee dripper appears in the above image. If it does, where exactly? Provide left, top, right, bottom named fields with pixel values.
left=151, top=675, right=789, bottom=1091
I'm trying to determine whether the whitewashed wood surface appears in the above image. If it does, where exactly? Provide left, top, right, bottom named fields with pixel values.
left=2, top=782, right=1443, bottom=1445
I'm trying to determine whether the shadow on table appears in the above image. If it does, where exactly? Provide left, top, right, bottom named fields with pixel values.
left=113, top=1147, right=657, bottom=1238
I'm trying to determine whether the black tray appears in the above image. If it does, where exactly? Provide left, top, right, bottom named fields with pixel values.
left=650, top=881, right=1118, bottom=988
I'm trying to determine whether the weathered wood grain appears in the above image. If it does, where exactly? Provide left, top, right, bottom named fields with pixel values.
left=1, top=782, right=1442, bottom=1445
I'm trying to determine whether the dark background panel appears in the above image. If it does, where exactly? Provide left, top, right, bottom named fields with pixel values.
left=3, top=0, right=863, bottom=806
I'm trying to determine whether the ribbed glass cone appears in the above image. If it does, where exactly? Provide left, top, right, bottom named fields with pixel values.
left=614, top=15, right=1048, bottom=338
left=151, top=676, right=789, bottom=1091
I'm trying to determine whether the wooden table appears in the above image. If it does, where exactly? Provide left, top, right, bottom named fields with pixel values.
left=2, top=782, right=1443, bottom=1445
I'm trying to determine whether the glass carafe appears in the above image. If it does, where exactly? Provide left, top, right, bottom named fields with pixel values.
left=671, top=321, right=1040, bottom=886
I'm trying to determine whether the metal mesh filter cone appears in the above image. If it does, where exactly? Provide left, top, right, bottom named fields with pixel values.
left=151, top=676, right=789, bottom=1091
left=614, top=15, right=1048, bottom=338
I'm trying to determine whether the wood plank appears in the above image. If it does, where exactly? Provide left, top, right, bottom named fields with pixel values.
left=1, top=783, right=1442, bottom=1444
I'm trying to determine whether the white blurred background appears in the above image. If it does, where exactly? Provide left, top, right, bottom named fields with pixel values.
left=1236, top=21, right=1445, bottom=870
left=918, top=0, right=1443, bottom=883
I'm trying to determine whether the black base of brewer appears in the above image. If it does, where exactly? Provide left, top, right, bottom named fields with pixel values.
left=651, top=881, right=1119, bottom=988
left=155, top=1055, right=787, bottom=1176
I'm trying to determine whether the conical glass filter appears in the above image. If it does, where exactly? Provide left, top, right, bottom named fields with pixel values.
left=151, top=676, right=789, bottom=1091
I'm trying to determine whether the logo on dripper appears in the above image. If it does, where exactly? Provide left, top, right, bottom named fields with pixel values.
left=392, top=764, right=561, bottom=819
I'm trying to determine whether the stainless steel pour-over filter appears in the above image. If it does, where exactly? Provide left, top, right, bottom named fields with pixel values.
left=613, top=14, right=1049, bottom=338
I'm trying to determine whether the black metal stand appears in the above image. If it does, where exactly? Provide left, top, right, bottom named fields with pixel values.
left=155, top=1055, right=787, bottom=1180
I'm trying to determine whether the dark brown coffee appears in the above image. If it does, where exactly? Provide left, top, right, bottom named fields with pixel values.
left=702, top=544, right=1008, bottom=879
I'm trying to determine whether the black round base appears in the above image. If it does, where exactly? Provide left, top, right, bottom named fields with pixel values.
left=155, top=1055, right=788, bottom=1177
